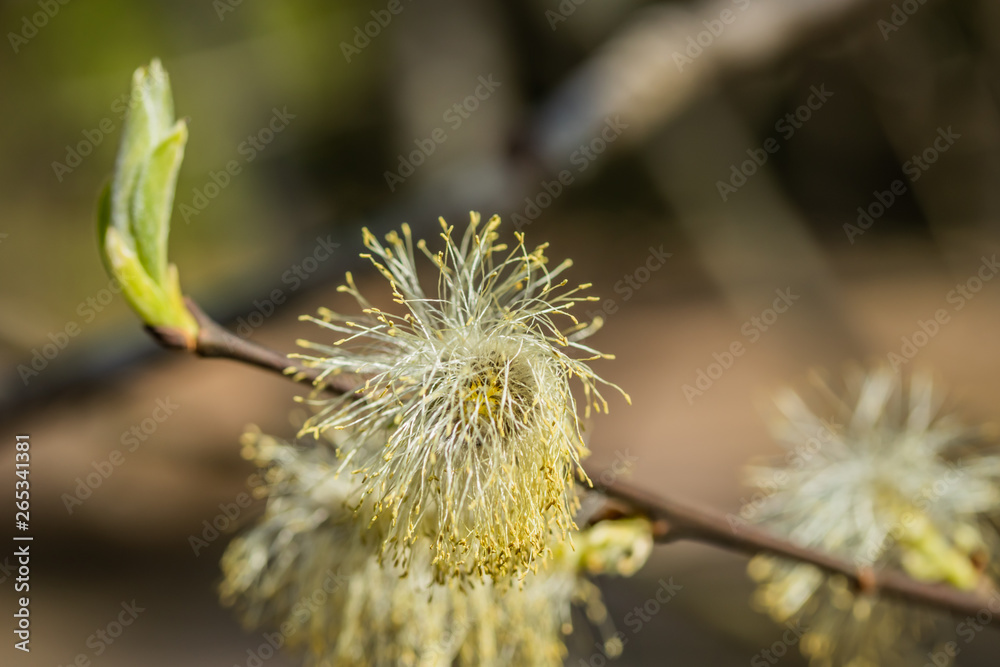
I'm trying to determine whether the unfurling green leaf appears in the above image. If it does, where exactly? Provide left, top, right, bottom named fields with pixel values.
left=98, top=59, right=197, bottom=344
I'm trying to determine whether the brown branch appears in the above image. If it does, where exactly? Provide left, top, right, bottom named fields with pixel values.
left=593, top=479, right=999, bottom=623
left=145, top=298, right=999, bottom=627
left=144, top=297, right=358, bottom=395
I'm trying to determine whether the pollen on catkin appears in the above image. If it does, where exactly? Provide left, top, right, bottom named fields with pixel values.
left=291, top=212, right=628, bottom=581
left=744, top=368, right=1000, bottom=667
left=219, top=430, right=653, bottom=667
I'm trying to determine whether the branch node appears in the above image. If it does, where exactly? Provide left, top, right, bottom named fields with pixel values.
left=856, top=566, right=877, bottom=595
left=651, top=518, right=673, bottom=541
left=144, top=324, right=196, bottom=351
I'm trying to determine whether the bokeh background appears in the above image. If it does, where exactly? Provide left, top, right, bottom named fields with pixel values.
left=4, top=0, right=1000, bottom=664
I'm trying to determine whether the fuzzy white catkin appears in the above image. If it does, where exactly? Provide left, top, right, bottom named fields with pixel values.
left=291, top=212, right=628, bottom=581
left=220, top=430, right=653, bottom=667
left=744, top=368, right=1000, bottom=667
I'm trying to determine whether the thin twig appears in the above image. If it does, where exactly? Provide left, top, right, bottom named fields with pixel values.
left=593, top=479, right=999, bottom=622
left=146, top=297, right=1000, bottom=627
left=145, top=297, right=358, bottom=395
